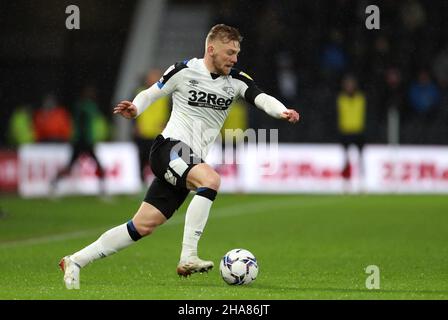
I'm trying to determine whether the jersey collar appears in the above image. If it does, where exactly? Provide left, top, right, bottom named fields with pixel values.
left=199, top=58, right=223, bottom=80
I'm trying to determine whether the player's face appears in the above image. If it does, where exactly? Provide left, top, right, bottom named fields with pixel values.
left=211, top=40, right=240, bottom=75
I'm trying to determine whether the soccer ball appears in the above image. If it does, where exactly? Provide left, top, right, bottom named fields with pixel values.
left=219, top=248, right=258, bottom=285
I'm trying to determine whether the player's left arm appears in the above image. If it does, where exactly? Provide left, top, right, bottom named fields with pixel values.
left=232, top=70, right=299, bottom=124
left=254, top=93, right=300, bottom=123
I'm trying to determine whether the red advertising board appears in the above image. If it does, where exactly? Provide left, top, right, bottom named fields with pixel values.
left=0, top=150, right=18, bottom=192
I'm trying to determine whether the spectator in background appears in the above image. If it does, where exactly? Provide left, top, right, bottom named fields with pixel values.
left=408, top=69, right=440, bottom=116
left=33, top=93, right=72, bottom=142
left=383, top=67, right=404, bottom=102
left=381, top=67, right=405, bottom=142
left=432, top=46, right=448, bottom=122
left=220, top=98, right=248, bottom=188
left=320, top=29, right=348, bottom=82
left=371, top=35, right=393, bottom=84
left=381, top=67, right=405, bottom=118
left=400, top=0, right=426, bottom=33
left=336, top=74, right=366, bottom=184
left=51, top=86, right=106, bottom=195
left=221, top=98, right=248, bottom=148
left=276, top=51, right=299, bottom=106
left=432, top=46, right=448, bottom=90
left=134, top=69, right=170, bottom=186
left=7, top=104, right=35, bottom=146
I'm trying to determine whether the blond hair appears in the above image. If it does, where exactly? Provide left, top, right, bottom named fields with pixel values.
left=206, top=24, right=243, bottom=46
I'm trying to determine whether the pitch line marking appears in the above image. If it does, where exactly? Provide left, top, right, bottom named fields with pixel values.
left=0, top=196, right=343, bottom=248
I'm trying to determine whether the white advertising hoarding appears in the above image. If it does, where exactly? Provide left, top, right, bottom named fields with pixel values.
left=364, top=145, right=448, bottom=193
left=237, top=144, right=351, bottom=193
left=207, top=143, right=448, bottom=194
left=17, top=143, right=448, bottom=196
left=19, top=143, right=140, bottom=197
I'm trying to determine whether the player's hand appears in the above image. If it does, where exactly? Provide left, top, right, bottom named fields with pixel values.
left=281, top=109, right=300, bottom=123
left=113, top=101, right=137, bottom=119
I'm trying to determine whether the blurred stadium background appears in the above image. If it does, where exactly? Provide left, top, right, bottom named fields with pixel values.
left=1, top=0, right=448, bottom=196
left=1, top=0, right=448, bottom=300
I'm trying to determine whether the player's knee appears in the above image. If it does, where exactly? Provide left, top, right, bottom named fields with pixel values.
left=132, top=216, right=164, bottom=237
left=135, top=221, right=159, bottom=237
left=202, top=171, right=221, bottom=191
left=131, top=202, right=167, bottom=238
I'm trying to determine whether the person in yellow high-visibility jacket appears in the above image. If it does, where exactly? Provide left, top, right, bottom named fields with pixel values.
left=220, top=98, right=248, bottom=147
left=219, top=98, right=248, bottom=170
left=336, top=74, right=366, bottom=182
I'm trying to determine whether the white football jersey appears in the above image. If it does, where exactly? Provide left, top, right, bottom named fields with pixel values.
left=155, top=58, right=262, bottom=158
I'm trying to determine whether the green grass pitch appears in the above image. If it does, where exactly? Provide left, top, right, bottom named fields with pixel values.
left=0, top=193, right=448, bottom=299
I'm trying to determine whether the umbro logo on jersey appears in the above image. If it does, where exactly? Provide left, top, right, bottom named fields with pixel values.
left=188, top=80, right=199, bottom=87
left=222, top=86, right=235, bottom=96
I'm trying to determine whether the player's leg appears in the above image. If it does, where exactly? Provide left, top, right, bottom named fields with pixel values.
left=51, top=144, right=81, bottom=185
left=86, top=146, right=105, bottom=180
left=69, top=202, right=166, bottom=265
left=50, top=143, right=81, bottom=196
left=59, top=177, right=187, bottom=289
left=147, top=135, right=219, bottom=276
left=340, top=135, right=351, bottom=180
left=355, top=135, right=365, bottom=192
left=85, top=145, right=107, bottom=196
left=59, top=198, right=166, bottom=289
left=177, top=163, right=220, bottom=276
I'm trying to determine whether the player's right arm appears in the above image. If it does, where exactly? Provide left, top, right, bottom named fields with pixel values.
left=113, top=100, right=138, bottom=119
left=113, top=61, right=188, bottom=119
left=113, top=83, right=166, bottom=119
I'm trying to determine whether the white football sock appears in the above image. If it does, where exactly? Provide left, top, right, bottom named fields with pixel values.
left=70, top=223, right=135, bottom=268
left=180, top=195, right=213, bottom=261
